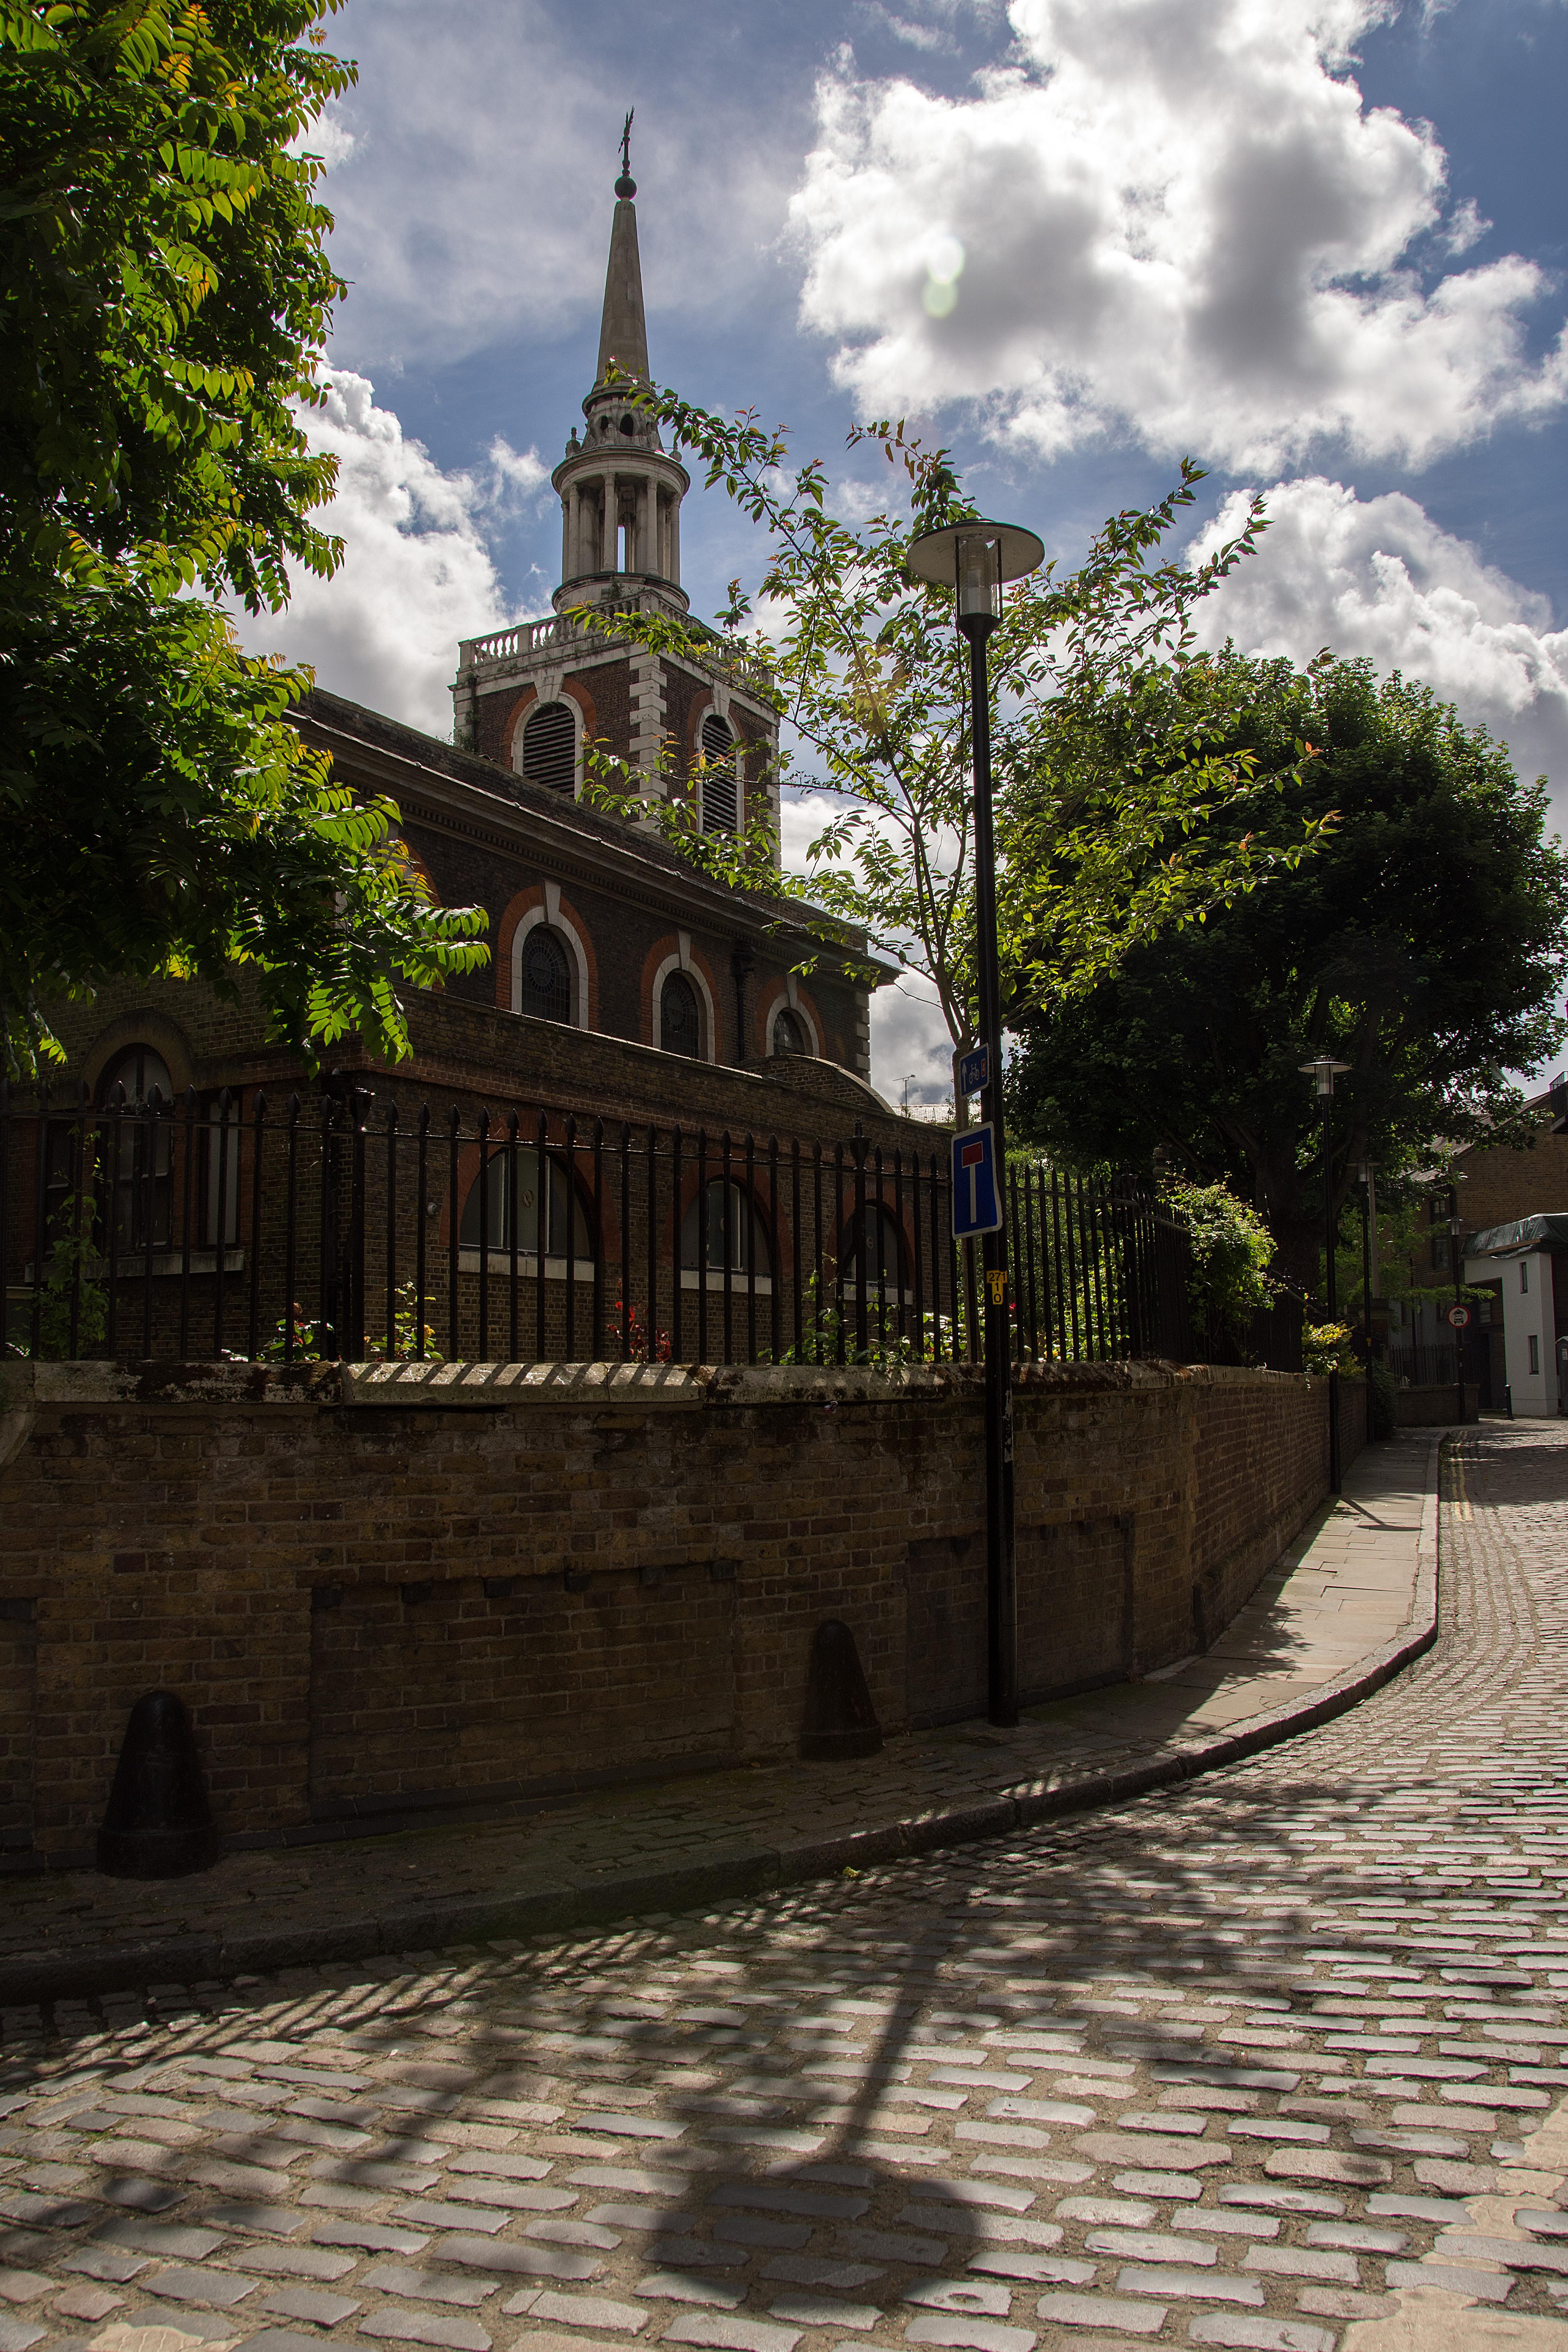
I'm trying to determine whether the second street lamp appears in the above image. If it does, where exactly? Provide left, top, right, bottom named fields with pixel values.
left=1448, top=1210, right=1467, bottom=1428
left=1299, top=1055, right=1351, bottom=1493
left=908, top=516, right=1045, bottom=1728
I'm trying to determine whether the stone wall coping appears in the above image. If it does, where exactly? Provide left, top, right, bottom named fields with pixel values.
left=0, top=1355, right=1340, bottom=1413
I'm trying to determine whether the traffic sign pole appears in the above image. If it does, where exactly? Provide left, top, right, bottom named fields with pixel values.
left=964, top=626, right=1018, bottom=1729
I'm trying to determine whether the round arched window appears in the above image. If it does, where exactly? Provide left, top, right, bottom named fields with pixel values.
left=661, top=970, right=701, bottom=1059
left=772, top=1007, right=808, bottom=1058
left=700, top=713, right=738, bottom=835
left=520, top=701, right=575, bottom=796
left=97, top=1045, right=174, bottom=1110
left=520, top=926, right=572, bottom=1024
left=94, top=1046, right=175, bottom=1253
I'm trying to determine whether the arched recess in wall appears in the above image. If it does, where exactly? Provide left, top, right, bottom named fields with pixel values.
left=680, top=1176, right=774, bottom=1284
left=510, top=900, right=592, bottom=1031
left=458, top=1139, right=596, bottom=1263
left=649, top=950, right=717, bottom=1062
left=837, top=1200, right=909, bottom=1300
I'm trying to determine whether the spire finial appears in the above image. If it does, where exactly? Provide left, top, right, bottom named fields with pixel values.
left=615, top=108, right=636, bottom=200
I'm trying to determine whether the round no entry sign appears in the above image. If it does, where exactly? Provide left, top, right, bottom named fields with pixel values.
left=1446, top=1303, right=1472, bottom=1330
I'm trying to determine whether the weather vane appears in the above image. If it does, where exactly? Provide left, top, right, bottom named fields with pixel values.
left=616, top=109, right=636, bottom=199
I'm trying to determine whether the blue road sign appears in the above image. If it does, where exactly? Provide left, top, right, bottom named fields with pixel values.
left=952, top=1122, right=1002, bottom=1237
left=958, top=1043, right=991, bottom=1099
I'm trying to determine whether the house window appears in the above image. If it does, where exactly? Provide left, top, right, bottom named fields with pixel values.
left=519, top=926, right=572, bottom=1024
left=520, top=700, right=576, bottom=796
left=203, top=1095, right=241, bottom=1247
left=460, top=1147, right=593, bottom=1261
left=681, top=1179, right=772, bottom=1278
left=1522, top=1261, right=1530, bottom=1294
left=1530, top=1333, right=1541, bottom=1375
left=772, top=1007, right=808, bottom=1058
left=660, top=970, right=701, bottom=1059
left=1431, top=1234, right=1450, bottom=1273
left=700, top=713, right=738, bottom=835
left=97, top=1046, right=175, bottom=1254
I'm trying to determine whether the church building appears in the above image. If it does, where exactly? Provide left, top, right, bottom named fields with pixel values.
left=9, top=155, right=934, bottom=1368
left=37, top=155, right=912, bottom=1141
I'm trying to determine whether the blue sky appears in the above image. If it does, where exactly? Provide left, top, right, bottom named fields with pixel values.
left=241, top=0, right=1568, bottom=1101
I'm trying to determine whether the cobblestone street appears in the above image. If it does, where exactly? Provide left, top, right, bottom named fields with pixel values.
left=0, top=1418, right=1565, bottom=2352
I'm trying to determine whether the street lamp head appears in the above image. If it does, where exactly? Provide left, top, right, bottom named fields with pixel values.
left=1299, top=1054, right=1353, bottom=1099
left=906, top=519, right=1045, bottom=637
left=1448, top=1214, right=1464, bottom=1238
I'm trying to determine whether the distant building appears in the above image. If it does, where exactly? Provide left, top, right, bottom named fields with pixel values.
left=1454, top=1078, right=1568, bottom=1415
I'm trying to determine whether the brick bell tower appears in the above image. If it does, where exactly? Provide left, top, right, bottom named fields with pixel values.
left=453, top=123, right=780, bottom=850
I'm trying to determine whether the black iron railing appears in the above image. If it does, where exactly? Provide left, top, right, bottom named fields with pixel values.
left=2, top=1081, right=1194, bottom=1370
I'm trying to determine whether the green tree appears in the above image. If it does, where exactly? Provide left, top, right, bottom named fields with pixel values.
left=0, top=0, right=486, bottom=1076
left=1007, top=654, right=1568, bottom=1286
left=573, top=390, right=1328, bottom=1091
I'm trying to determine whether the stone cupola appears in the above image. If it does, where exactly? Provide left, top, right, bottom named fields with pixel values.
left=551, top=141, right=690, bottom=617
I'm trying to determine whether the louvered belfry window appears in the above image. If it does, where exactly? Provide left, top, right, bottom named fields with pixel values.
left=700, top=713, right=738, bottom=835
left=521, top=700, right=575, bottom=796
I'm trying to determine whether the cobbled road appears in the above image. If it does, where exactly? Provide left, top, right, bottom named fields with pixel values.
left=2, top=1420, right=1568, bottom=2352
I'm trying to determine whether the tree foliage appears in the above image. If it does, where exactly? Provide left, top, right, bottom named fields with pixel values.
left=572, top=385, right=1329, bottom=1084
left=1008, top=654, right=1568, bottom=1284
left=0, top=0, right=486, bottom=1075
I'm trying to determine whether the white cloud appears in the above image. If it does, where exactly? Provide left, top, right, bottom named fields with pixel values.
left=232, top=371, right=548, bottom=736
left=789, top=0, right=1568, bottom=470
left=782, top=788, right=957, bottom=1104
left=315, top=0, right=799, bottom=375
left=1188, top=475, right=1568, bottom=814
left=871, top=969, right=958, bottom=1107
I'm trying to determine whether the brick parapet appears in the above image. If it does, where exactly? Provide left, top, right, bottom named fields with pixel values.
left=0, top=1358, right=1351, bottom=1867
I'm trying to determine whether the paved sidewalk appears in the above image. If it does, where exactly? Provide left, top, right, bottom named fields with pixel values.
left=2, top=1434, right=1439, bottom=2004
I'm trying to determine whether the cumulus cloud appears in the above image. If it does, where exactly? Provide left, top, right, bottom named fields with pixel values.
left=1188, top=475, right=1568, bottom=814
left=789, top=0, right=1568, bottom=470
left=781, top=789, right=957, bottom=1105
left=314, top=0, right=799, bottom=374
left=870, top=968, right=959, bottom=1107
left=232, top=371, right=549, bottom=736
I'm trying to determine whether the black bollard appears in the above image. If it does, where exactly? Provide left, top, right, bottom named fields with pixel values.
left=97, top=1690, right=219, bottom=1878
left=799, top=1619, right=883, bottom=1761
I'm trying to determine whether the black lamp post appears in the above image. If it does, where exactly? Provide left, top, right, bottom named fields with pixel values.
left=1448, top=1211, right=1467, bottom=1427
left=1300, top=1055, right=1351, bottom=1492
left=1357, top=1159, right=1375, bottom=1368
left=908, top=517, right=1045, bottom=1728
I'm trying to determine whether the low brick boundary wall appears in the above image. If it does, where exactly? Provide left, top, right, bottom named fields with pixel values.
left=0, top=1358, right=1355, bottom=1867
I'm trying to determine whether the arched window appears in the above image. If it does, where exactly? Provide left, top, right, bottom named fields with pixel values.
left=772, top=1006, right=808, bottom=1058
left=96, top=1046, right=175, bottom=1253
left=520, top=700, right=576, bottom=796
left=519, top=925, right=572, bottom=1024
left=700, top=713, right=738, bottom=835
left=681, top=1180, right=772, bottom=1279
left=660, top=970, right=701, bottom=1059
left=839, top=1203, right=906, bottom=1296
left=460, top=1146, right=594, bottom=1262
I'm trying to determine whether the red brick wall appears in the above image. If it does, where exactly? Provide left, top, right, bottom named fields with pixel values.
left=0, top=1359, right=1340, bottom=1866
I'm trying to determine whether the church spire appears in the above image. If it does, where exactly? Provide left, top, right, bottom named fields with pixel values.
left=595, top=111, right=649, bottom=390
left=549, top=118, right=690, bottom=618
